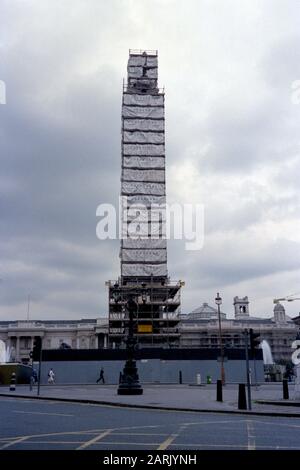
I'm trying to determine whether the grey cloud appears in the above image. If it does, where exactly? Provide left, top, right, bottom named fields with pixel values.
left=1, top=0, right=300, bottom=320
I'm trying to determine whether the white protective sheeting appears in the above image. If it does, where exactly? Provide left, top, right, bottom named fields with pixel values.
left=122, top=223, right=150, bottom=238
left=122, top=263, right=167, bottom=277
left=124, top=119, right=164, bottom=131
left=127, top=66, right=158, bottom=80
left=128, top=55, right=157, bottom=68
left=121, top=205, right=165, bottom=223
left=122, top=239, right=167, bottom=249
left=122, top=182, right=165, bottom=195
left=128, top=66, right=143, bottom=78
left=145, top=68, right=158, bottom=79
left=122, top=223, right=165, bottom=239
left=123, top=144, right=164, bottom=156
left=123, top=156, right=165, bottom=169
left=128, top=78, right=157, bottom=89
left=123, top=94, right=163, bottom=107
left=123, top=169, right=165, bottom=182
left=125, top=195, right=166, bottom=206
left=123, top=131, right=164, bottom=144
left=123, top=106, right=164, bottom=119
left=122, top=249, right=167, bottom=262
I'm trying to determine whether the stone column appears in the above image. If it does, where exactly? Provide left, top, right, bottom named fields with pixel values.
left=104, top=334, right=108, bottom=349
left=16, top=337, right=20, bottom=362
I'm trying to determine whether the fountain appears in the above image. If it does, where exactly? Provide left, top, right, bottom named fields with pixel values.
left=0, top=340, right=11, bottom=363
left=0, top=339, right=32, bottom=385
left=260, top=340, right=274, bottom=365
left=260, top=340, right=282, bottom=382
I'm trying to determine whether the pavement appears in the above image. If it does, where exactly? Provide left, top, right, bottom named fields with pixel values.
left=1, top=382, right=300, bottom=417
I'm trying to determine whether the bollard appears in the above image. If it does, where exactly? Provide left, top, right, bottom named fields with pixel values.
left=283, top=379, right=289, bottom=400
left=9, top=372, right=16, bottom=392
left=29, top=375, right=34, bottom=391
left=238, top=383, right=247, bottom=410
left=216, top=379, right=223, bottom=402
left=179, top=370, right=182, bottom=384
left=196, top=373, right=201, bottom=385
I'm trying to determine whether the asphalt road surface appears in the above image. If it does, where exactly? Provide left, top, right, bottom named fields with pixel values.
left=0, top=397, right=300, bottom=450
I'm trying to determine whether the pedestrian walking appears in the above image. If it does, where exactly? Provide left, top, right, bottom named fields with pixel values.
left=47, top=368, right=55, bottom=384
left=96, top=367, right=105, bottom=384
left=32, top=369, right=38, bottom=384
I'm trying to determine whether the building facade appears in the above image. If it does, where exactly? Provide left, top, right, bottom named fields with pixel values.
left=179, top=297, right=298, bottom=363
left=0, top=318, right=108, bottom=364
left=1, top=298, right=297, bottom=364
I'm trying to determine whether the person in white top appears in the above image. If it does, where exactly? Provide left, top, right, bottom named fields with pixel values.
left=48, top=368, right=55, bottom=384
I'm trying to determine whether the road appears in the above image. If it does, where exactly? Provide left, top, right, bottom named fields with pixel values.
left=0, top=397, right=300, bottom=450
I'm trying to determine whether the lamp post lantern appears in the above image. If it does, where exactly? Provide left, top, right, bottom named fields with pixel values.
left=215, top=292, right=225, bottom=385
left=117, top=295, right=143, bottom=395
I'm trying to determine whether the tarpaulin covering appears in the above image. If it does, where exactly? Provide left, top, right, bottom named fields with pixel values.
left=123, top=144, right=164, bottom=156
left=123, top=94, right=163, bottom=107
left=122, top=169, right=165, bottom=182
left=125, top=195, right=166, bottom=206
left=122, top=249, right=167, bottom=262
left=120, top=52, right=167, bottom=278
left=123, top=156, right=165, bottom=169
left=128, top=55, right=157, bottom=68
left=123, top=119, right=164, bottom=131
left=122, top=220, right=165, bottom=238
left=122, top=263, right=167, bottom=276
left=128, top=78, right=157, bottom=89
left=122, top=106, right=164, bottom=119
left=127, top=66, right=158, bottom=80
left=122, top=181, right=165, bottom=195
left=123, top=131, right=164, bottom=144
left=122, top=239, right=167, bottom=249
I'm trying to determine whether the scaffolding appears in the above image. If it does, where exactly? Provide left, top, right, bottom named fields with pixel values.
left=107, top=278, right=183, bottom=348
left=108, top=50, right=182, bottom=348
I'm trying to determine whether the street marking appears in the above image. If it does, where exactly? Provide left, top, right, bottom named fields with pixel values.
left=12, top=410, right=74, bottom=417
left=169, top=443, right=300, bottom=449
left=246, top=420, right=256, bottom=450
left=157, top=423, right=188, bottom=450
left=255, top=420, right=300, bottom=429
left=83, top=441, right=160, bottom=447
left=113, top=432, right=168, bottom=436
left=0, top=436, right=29, bottom=450
left=17, top=441, right=87, bottom=445
left=76, top=429, right=113, bottom=450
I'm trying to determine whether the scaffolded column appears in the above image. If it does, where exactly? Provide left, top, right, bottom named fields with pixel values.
left=108, top=50, right=182, bottom=348
left=121, top=50, right=167, bottom=279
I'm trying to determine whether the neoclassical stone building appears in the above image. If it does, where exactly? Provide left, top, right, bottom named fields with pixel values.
left=0, top=318, right=108, bottom=363
left=0, top=297, right=298, bottom=364
left=179, top=297, right=298, bottom=363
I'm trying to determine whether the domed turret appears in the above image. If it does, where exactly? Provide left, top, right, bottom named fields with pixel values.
left=273, top=302, right=286, bottom=323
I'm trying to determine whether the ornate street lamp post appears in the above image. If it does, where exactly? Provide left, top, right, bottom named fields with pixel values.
left=117, top=296, right=143, bottom=395
left=215, top=292, right=225, bottom=385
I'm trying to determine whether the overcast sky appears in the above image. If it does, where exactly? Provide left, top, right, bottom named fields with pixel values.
left=1, top=0, right=300, bottom=321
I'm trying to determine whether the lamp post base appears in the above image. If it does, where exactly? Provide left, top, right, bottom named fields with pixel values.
left=117, top=358, right=143, bottom=395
